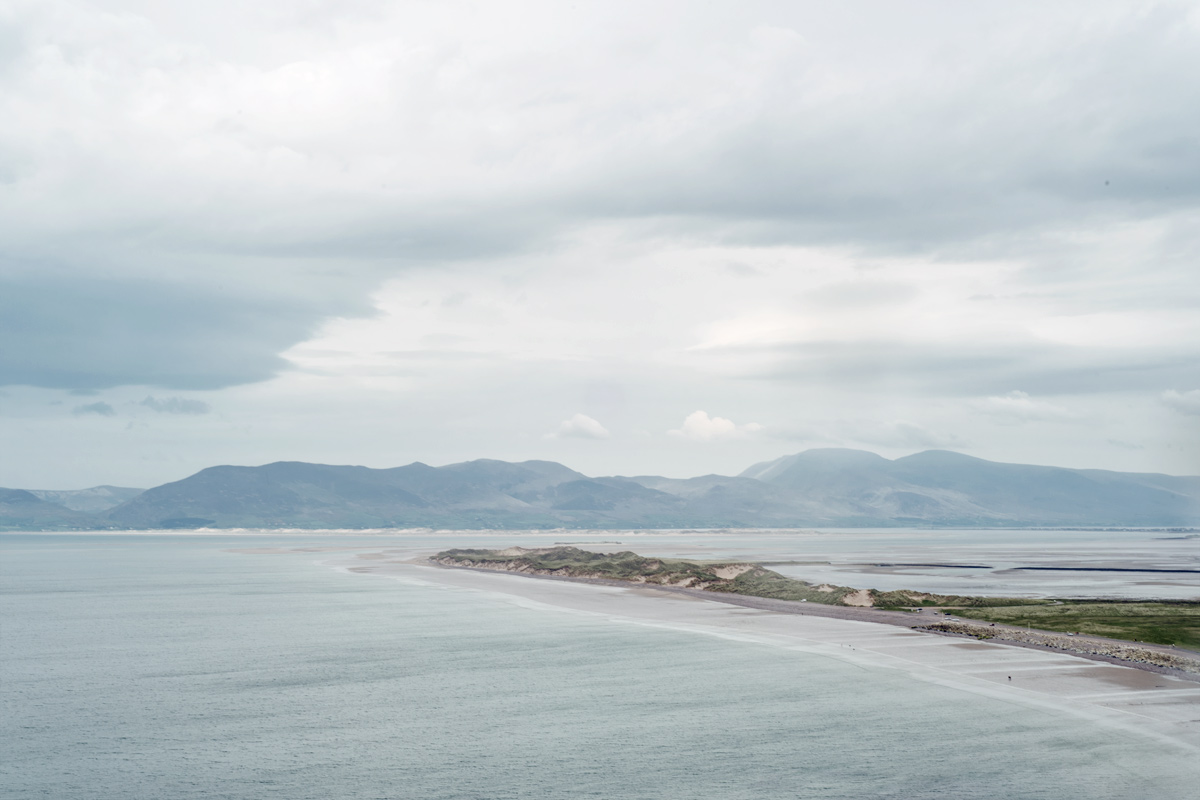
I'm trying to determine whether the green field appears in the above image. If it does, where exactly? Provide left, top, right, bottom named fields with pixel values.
left=952, top=602, right=1200, bottom=651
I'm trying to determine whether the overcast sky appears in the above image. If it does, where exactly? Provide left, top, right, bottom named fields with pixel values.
left=3, top=0, right=1199, bottom=489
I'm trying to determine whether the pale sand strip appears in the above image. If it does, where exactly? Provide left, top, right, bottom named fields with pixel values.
left=331, top=556, right=1200, bottom=752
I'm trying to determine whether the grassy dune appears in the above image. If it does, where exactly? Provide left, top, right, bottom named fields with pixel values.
left=434, top=547, right=1200, bottom=649
left=434, top=546, right=1046, bottom=609
left=716, top=569, right=1046, bottom=608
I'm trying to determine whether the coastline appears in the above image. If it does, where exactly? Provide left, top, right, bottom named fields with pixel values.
left=427, top=556, right=1200, bottom=681
left=322, top=552, right=1200, bottom=751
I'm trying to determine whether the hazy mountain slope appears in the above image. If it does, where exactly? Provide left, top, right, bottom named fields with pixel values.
left=109, top=462, right=435, bottom=528
left=742, top=449, right=1200, bottom=526
left=890, top=451, right=1196, bottom=525
left=28, top=486, right=144, bottom=513
left=626, top=474, right=824, bottom=522
left=0, top=488, right=100, bottom=529
left=1073, top=469, right=1200, bottom=500
left=740, top=449, right=892, bottom=484
left=103, top=460, right=703, bottom=529
left=735, top=449, right=983, bottom=524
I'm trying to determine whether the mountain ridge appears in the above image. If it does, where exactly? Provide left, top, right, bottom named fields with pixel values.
left=4, top=449, right=1199, bottom=530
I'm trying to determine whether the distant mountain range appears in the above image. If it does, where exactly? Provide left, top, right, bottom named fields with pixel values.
left=28, top=486, right=145, bottom=513
left=4, top=449, right=1199, bottom=530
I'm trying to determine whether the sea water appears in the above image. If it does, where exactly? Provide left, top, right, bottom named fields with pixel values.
left=2, top=533, right=1196, bottom=800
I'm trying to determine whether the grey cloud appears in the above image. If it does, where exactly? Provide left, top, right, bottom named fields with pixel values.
left=725, top=262, right=764, bottom=277
left=2, top=1, right=1199, bottom=399
left=763, top=424, right=833, bottom=444
left=1162, top=390, right=1200, bottom=417
left=72, top=401, right=115, bottom=417
left=844, top=421, right=962, bottom=451
left=201, top=210, right=543, bottom=263
left=745, top=341, right=1200, bottom=396
left=803, top=282, right=919, bottom=308
left=972, top=391, right=1075, bottom=424
left=0, top=274, right=356, bottom=391
left=764, top=419, right=960, bottom=450
left=9, top=4, right=1200, bottom=272
left=140, top=396, right=211, bottom=415
left=572, top=7, right=1200, bottom=255
left=420, top=334, right=471, bottom=347
left=383, top=350, right=492, bottom=362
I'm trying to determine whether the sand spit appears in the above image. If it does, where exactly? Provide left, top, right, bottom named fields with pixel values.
left=331, top=556, right=1200, bottom=751
left=232, top=545, right=1200, bottom=750
left=431, top=557, right=1200, bottom=680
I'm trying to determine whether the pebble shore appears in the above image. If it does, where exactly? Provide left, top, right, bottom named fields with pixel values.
left=915, top=620, right=1200, bottom=674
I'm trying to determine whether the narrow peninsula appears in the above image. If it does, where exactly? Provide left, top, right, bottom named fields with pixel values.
left=433, top=546, right=1200, bottom=677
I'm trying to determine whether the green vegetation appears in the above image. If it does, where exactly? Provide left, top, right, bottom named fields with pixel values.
left=436, top=546, right=728, bottom=584
left=713, top=568, right=857, bottom=604
left=952, top=601, right=1200, bottom=651
left=711, top=572, right=1045, bottom=608
left=435, top=546, right=1051, bottom=609
left=868, top=589, right=1047, bottom=609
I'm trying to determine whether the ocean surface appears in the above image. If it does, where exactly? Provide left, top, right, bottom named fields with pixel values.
left=2, top=531, right=1197, bottom=800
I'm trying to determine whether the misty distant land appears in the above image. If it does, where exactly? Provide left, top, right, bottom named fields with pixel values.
left=3, top=448, right=1199, bottom=532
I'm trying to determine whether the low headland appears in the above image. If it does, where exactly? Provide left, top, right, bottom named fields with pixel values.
left=433, top=546, right=1200, bottom=677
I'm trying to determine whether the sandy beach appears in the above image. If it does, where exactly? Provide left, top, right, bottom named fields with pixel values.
left=319, top=549, right=1200, bottom=753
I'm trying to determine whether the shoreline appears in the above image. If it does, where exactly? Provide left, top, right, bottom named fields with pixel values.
left=428, top=559, right=1200, bottom=682
left=224, top=543, right=1200, bottom=751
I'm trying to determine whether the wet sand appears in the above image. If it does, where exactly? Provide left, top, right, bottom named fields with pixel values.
left=326, top=553, right=1200, bottom=752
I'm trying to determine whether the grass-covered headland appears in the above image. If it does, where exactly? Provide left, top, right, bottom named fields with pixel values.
left=433, top=546, right=1200, bottom=652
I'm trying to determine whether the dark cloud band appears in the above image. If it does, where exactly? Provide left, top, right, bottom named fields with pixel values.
left=0, top=275, right=318, bottom=391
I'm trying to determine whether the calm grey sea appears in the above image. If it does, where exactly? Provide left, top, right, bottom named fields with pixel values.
left=2, top=533, right=1195, bottom=800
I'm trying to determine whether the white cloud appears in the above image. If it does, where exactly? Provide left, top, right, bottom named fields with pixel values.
left=549, top=413, right=610, bottom=440
left=1162, top=389, right=1200, bottom=416
left=669, top=410, right=762, bottom=441
left=974, top=391, right=1073, bottom=424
